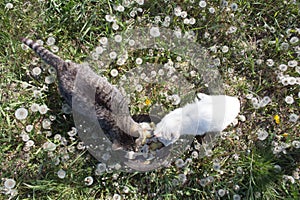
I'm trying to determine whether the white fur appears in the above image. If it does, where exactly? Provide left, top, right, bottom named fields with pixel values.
left=154, top=93, right=240, bottom=146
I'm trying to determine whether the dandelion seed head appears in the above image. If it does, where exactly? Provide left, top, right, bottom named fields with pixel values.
left=260, top=96, right=271, bottom=107
left=175, top=158, right=185, bottom=168
left=43, top=141, right=56, bottom=151
left=174, top=7, right=182, bottom=16
left=48, top=66, right=56, bottom=74
left=112, top=22, right=119, bottom=30
left=213, top=162, right=221, bottom=171
left=191, top=151, right=198, bottom=159
left=95, top=163, right=107, bottom=175
left=274, top=164, right=282, bottom=172
left=95, top=46, right=104, bottom=54
left=32, top=67, right=42, bottom=76
left=252, top=102, right=260, bottom=109
left=136, top=0, right=144, bottom=5
left=290, top=36, right=299, bottom=44
left=273, top=145, right=283, bottom=154
left=110, top=69, right=119, bottom=77
left=183, top=18, right=190, bottom=24
left=150, top=27, right=160, bottom=37
left=289, top=113, right=299, bottom=122
left=84, top=176, right=94, bottom=186
left=218, top=189, right=226, bottom=197
left=233, top=194, right=241, bottom=200
left=283, top=175, right=295, bottom=184
left=168, top=94, right=181, bottom=105
left=50, top=45, right=59, bottom=53
left=280, top=42, right=289, bottom=50
left=116, top=5, right=124, bottom=12
left=21, top=43, right=29, bottom=50
left=178, top=173, right=187, bottom=184
left=221, top=45, right=229, bottom=53
left=288, top=60, right=298, bottom=67
left=113, top=194, right=121, bottom=200
left=278, top=64, right=288, bottom=71
left=39, top=104, right=49, bottom=114
left=292, top=141, right=300, bottom=148
left=105, top=14, right=115, bottom=22
left=5, top=3, right=14, bottom=9
left=36, top=39, right=44, bottom=46
left=199, top=1, right=207, bottom=8
left=33, top=90, right=42, bottom=98
left=123, top=186, right=130, bottom=193
left=180, top=11, right=187, bottom=18
left=189, top=17, right=196, bottom=25
left=102, top=152, right=111, bottom=161
left=154, top=15, right=161, bottom=23
left=129, top=10, right=136, bottom=17
left=287, top=77, right=297, bottom=85
left=285, top=95, right=294, bottom=104
left=135, top=57, right=143, bottom=65
left=4, top=179, right=16, bottom=189
left=266, top=59, right=274, bottom=67
left=15, top=108, right=28, bottom=120
left=109, top=51, right=117, bottom=59
left=47, top=37, right=55, bottom=46
left=237, top=166, right=243, bottom=174
left=257, top=129, right=269, bottom=140
left=57, top=169, right=66, bottom=179
left=209, top=7, right=215, bottom=14
left=233, top=184, right=240, bottom=191
left=114, top=35, right=122, bottom=43
left=199, top=178, right=207, bottom=187
left=230, top=3, right=238, bottom=11
left=205, top=149, right=213, bottom=157
left=128, top=39, right=135, bottom=46
left=150, top=70, right=157, bottom=78
left=91, top=52, right=99, bottom=60
left=25, top=140, right=34, bottom=147
left=21, top=133, right=30, bottom=142
left=228, top=26, right=237, bottom=34
left=25, top=125, right=33, bottom=132
left=45, top=75, right=56, bottom=84
left=100, top=37, right=108, bottom=45
left=62, top=103, right=72, bottom=114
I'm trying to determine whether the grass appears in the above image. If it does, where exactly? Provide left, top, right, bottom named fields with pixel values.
left=0, top=0, right=299, bottom=199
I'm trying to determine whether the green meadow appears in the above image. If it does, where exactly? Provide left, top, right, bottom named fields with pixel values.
left=0, top=0, right=299, bottom=199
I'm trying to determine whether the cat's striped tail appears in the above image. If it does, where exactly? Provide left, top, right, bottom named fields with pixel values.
left=21, top=38, right=67, bottom=71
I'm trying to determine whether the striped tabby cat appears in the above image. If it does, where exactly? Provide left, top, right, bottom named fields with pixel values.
left=22, top=38, right=152, bottom=150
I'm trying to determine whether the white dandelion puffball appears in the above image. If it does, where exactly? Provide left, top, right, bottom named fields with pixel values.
left=57, top=169, right=66, bottom=179
left=15, top=108, right=28, bottom=120
left=5, top=3, right=14, bottom=9
left=4, top=178, right=16, bottom=189
left=150, top=27, right=160, bottom=37
left=39, top=104, right=49, bottom=114
left=110, top=69, right=119, bottom=77
left=30, top=103, right=39, bottom=112
left=154, top=93, right=240, bottom=146
left=84, top=176, right=94, bottom=186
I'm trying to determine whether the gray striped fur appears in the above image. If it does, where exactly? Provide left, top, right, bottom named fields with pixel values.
left=22, top=38, right=140, bottom=149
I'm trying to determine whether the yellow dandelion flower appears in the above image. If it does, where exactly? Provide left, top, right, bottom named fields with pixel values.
left=282, top=133, right=289, bottom=137
left=274, top=115, right=280, bottom=124
left=145, top=98, right=151, bottom=106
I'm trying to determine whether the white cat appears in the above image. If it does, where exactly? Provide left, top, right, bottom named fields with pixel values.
left=154, top=93, right=240, bottom=146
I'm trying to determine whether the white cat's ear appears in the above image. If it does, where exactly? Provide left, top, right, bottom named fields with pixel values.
left=196, top=93, right=208, bottom=100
